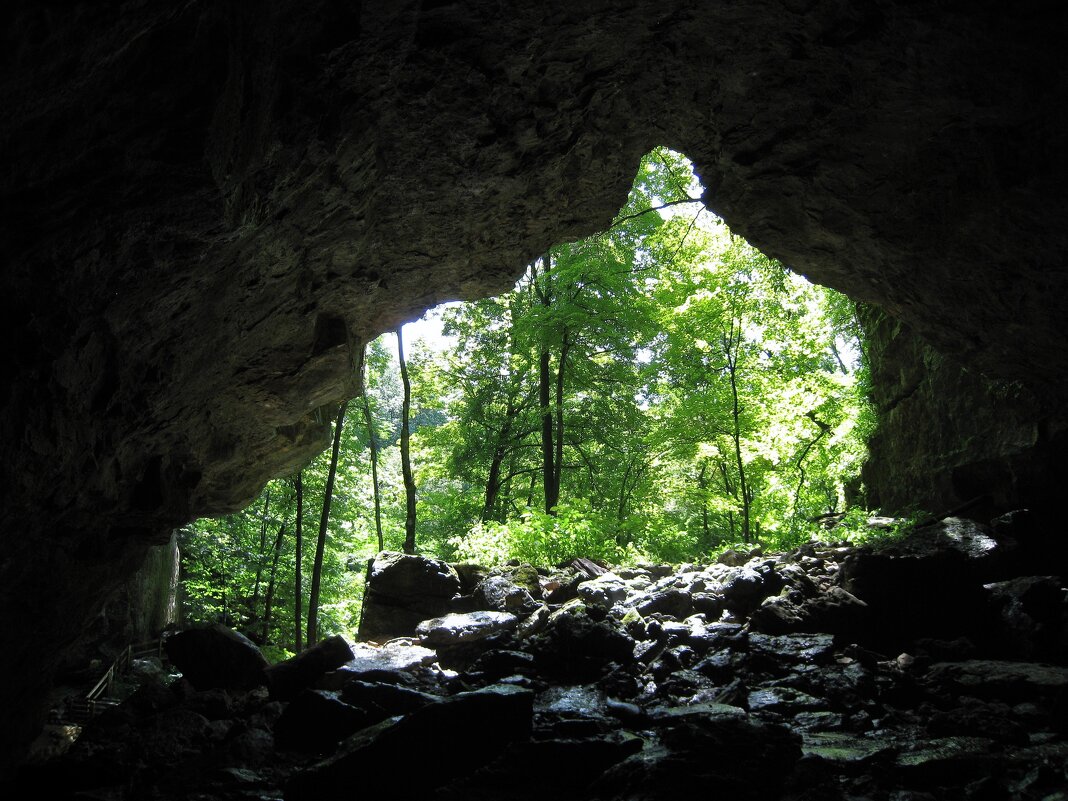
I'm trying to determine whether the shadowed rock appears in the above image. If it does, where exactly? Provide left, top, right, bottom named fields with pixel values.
left=165, top=625, right=268, bottom=691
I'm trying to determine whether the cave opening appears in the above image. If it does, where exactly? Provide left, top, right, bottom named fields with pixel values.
left=170, top=146, right=873, bottom=654
left=3, top=1, right=1066, bottom=795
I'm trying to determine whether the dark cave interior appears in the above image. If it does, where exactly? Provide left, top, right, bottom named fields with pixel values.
left=1, top=0, right=1066, bottom=791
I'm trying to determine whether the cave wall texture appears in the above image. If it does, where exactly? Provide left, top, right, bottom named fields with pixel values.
left=1, top=0, right=1065, bottom=769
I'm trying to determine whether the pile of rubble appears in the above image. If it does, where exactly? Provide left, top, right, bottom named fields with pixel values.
left=25, top=512, right=1068, bottom=800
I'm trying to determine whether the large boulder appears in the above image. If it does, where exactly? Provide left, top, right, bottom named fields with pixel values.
left=285, top=684, right=534, bottom=799
left=357, top=552, right=461, bottom=642
left=264, top=635, right=354, bottom=701
left=415, top=611, right=519, bottom=648
left=164, top=625, right=268, bottom=691
left=838, top=518, right=1008, bottom=650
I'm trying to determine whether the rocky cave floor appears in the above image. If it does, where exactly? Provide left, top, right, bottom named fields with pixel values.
left=16, top=511, right=1068, bottom=801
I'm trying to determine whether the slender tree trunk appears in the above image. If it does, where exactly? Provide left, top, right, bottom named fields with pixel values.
left=724, top=324, right=751, bottom=543
left=718, top=458, right=737, bottom=541
left=308, top=401, right=347, bottom=647
left=552, top=332, right=570, bottom=501
left=262, top=524, right=286, bottom=643
left=293, top=472, right=304, bottom=652
left=397, top=328, right=417, bottom=554
left=534, top=256, right=558, bottom=515
left=360, top=389, right=384, bottom=552
left=697, top=459, right=711, bottom=548
left=539, top=346, right=555, bottom=513
left=482, top=399, right=519, bottom=523
left=249, top=490, right=271, bottom=619
left=793, top=413, right=831, bottom=516
left=483, top=445, right=506, bottom=523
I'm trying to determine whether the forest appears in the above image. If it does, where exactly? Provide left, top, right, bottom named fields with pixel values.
left=179, top=148, right=875, bottom=655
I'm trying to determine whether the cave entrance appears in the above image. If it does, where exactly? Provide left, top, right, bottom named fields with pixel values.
left=177, top=148, right=870, bottom=651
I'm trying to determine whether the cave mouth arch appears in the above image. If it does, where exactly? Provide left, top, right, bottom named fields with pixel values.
left=174, top=145, right=874, bottom=650
left=2, top=0, right=1065, bottom=774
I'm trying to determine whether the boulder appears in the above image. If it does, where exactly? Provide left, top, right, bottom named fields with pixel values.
left=722, top=564, right=783, bottom=616
left=264, top=635, right=354, bottom=701
left=320, top=641, right=438, bottom=689
left=926, top=659, right=1068, bottom=701
left=164, top=625, right=268, bottom=691
left=982, top=575, right=1067, bottom=662
left=838, top=518, right=1005, bottom=649
left=635, top=588, right=693, bottom=620
left=285, top=685, right=534, bottom=799
left=592, top=715, right=801, bottom=800
left=528, top=613, right=636, bottom=682
left=415, top=611, right=519, bottom=647
left=273, top=690, right=371, bottom=753
left=474, top=575, right=538, bottom=614
left=356, top=552, right=461, bottom=641
left=576, top=573, right=629, bottom=608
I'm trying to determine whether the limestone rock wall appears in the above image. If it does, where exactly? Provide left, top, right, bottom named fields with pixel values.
left=0, top=0, right=1065, bottom=769
left=861, top=308, right=1068, bottom=517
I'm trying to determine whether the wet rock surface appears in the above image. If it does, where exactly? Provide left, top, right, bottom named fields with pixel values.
left=19, top=517, right=1068, bottom=799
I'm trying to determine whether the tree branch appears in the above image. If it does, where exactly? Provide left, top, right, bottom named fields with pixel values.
left=610, top=197, right=704, bottom=229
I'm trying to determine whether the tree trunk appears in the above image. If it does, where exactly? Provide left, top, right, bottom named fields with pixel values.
left=724, top=323, right=751, bottom=543
left=294, top=472, right=304, bottom=652
left=697, top=459, right=711, bottom=549
left=482, top=397, right=520, bottom=523
left=552, top=332, right=569, bottom=502
left=718, top=458, right=737, bottom=541
left=397, top=328, right=417, bottom=554
left=482, top=444, right=506, bottom=523
left=249, top=489, right=271, bottom=620
left=793, top=412, right=832, bottom=516
left=308, top=401, right=347, bottom=648
left=262, top=524, right=286, bottom=643
left=535, top=256, right=558, bottom=515
left=360, top=381, right=384, bottom=551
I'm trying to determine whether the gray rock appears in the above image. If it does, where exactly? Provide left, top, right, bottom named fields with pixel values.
left=722, top=565, right=783, bottom=615
left=635, top=588, right=693, bottom=620
left=577, top=573, right=629, bottom=608
left=357, top=552, right=461, bottom=641
left=416, top=611, right=519, bottom=647
left=927, top=659, right=1068, bottom=700
left=983, top=575, right=1067, bottom=661
left=748, top=633, right=836, bottom=668
left=528, top=612, right=636, bottom=682
left=593, top=715, right=801, bottom=799
left=839, top=518, right=1004, bottom=649
left=339, top=680, right=439, bottom=718
left=475, top=575, right=537, bottom=614
left=517, top=604, right=550, bottom=639
left=319, top=640, right=438, bottom=689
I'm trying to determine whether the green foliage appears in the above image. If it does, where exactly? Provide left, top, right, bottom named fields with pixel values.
left=180, top=147, right=881, bottom=648
left=450, top=501, right=626, bottom=567
left=830, top=508, right=923, bottom=546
